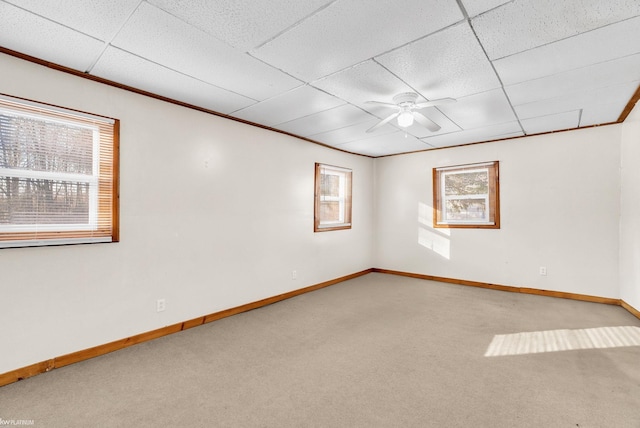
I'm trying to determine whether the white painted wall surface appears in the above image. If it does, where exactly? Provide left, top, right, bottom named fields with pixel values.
left=0, top=53, right=374, bottom=374
left=620, top=102, right=640, bottom=310
left=374, top=126, right=621, bottom=299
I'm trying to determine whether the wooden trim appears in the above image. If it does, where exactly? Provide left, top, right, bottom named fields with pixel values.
left=372, top=268, right=621, bottom=305
left=0, top=46, right=372, bottom=159
left=621, top=300, right=640, bottom=320
left=111, top=119, right=121, bottom=242
left=617, top=83, right=640, bottom=123
left=0, top=269, right=372, bottom=388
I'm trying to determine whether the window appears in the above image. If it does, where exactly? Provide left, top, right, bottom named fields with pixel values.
left=0, top=94, right=118, bottom=248
left=314, top=163, right=352, bottom=232
left=433, top=161, right=499, bottom=228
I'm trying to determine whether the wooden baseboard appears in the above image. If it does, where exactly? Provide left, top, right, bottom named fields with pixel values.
left=0, top=269, right=372, bottom=388
left=2, top=267, right=637, bottom=388
left=621, top=300, right=640, bottom=319
left=372, top=268, right=623, bottom=306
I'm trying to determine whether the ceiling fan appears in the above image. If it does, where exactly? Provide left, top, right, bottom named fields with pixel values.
left=365, top=92, right=456, bottom=133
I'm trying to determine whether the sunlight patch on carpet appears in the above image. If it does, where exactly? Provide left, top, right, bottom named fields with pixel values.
left=484, top=326, right=640, bottom=357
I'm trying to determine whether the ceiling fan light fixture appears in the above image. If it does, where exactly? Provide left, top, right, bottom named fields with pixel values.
left=397, top=111, right=414, bottom=128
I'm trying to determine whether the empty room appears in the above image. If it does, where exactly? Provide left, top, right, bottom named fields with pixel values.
left=1, top=0, right=640, bottom=427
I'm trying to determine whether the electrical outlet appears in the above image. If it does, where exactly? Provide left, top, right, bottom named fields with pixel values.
left=292, top=270, right=297, bottom=280
left=539, top=266, right=547, bottom=276
left=156, top=298, right=166, bottom=312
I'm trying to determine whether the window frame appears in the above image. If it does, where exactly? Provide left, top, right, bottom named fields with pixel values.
left=0, top=94, right=119, bottom=248
left=314, top=163, right=352, bottom=232
left=433, top=161, right=499, bottom=229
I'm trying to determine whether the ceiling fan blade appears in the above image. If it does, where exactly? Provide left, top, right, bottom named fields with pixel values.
left=413, top=112, right=441, bottom=132
left=364, top=100, right=400, bottom=108
left=414, top=97, right=456, bottom=109
left=366, top=112, right=399, bottom=133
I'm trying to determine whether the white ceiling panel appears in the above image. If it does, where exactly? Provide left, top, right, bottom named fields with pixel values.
left=460, top=0, right=511, bottom=18
left=505, top=54, right=640, bottom=106
left=422, top=121, right=524, bottom=148
left=494, top=16, right=640, bottom=86
left=252, top=0, right=463, bottom=81
left=514, top=80, right=640, bottom=121
left=521, top=111, right=581, bottom=135
left=3, top=0, right=140, bottom=40
left=232, top=85, right=345, bottom=126
left=276, top=104, right=373, bottom=137
left=111, top=2, right=301, bottom=101
left=437, top=88, right=517, bottom=129
left=312, top=60, right=416, bottom=107
left=376, top=22, right=501, bottom=100
left=0, top=2, right=105, bottom=72
left=580, top=97, right=637, bottom=126
left=91, top=47, right=256, bottom=114
left=2, top=0, right=638, bottom=157
left=473, top=0, right=640, bottom=59
left=148, top=0, right=334, bottom=51
left=308, top=119, right=399, bottom=146
left=336, top=131, right=433, bottom=157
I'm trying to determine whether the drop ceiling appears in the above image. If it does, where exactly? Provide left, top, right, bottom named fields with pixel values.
left=1, top=0, right=639, bottom=157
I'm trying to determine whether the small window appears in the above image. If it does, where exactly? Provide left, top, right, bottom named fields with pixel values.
left=433, top=161, right=499, bottom=228
left=0, top=94, right=119, bottom=248
left=314, top=163, right=352, bottom=232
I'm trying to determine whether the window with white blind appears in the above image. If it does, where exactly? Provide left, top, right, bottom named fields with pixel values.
left=314, top=163, right=352, bottom=232
left=0, top=94, right=118, bottom=248
left=433, top=161, right=499, bottom=229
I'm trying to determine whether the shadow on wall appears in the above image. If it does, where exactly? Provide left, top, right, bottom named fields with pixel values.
left=418, top=202, right=450, bottom=259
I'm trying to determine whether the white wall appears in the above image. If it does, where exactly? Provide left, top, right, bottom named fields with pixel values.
left=374, top=125, right=622, bottom=299
left=620, top=102, right=640, bottom=310
left=0, top=53, right=374, bottom=374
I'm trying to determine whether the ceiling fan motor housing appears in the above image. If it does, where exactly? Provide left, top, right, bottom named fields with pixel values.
left=393, top=92, right=419, bottom=106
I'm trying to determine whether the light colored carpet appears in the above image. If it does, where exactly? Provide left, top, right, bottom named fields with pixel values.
left=1, top=273, right=639, bottom=427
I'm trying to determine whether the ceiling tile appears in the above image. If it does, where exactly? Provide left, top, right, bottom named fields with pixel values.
left=494, top=16, right=640, bottom=86
left=514, top=80, right=640, bottom=122
left=0, top=2, right=105, bottom=71
left=580, top=96, right=637, bottom=126
left=111, top=2, right=301, bottom=101
left=506, top=54, right=640, bottom=106
left=437, top=88, right=517, bottom=129
left=275, top=104, right=373, bottom=137
left=252, top=0, right=463, bottom=81
left=231, top=85, right=345, bottom=126
left=460, top=0, right=511, bottom=17
left=91, top=47, right=256, bottom=114
left=3, top=0, right=140, bottom=40
left=473, top=0, right=640, bottom=59
left=312, top=60, right=416, bottom=106
left=521, top=111, right=581, bottom=135
left=148, top=0, right=334, bottom=51
left=336, top=131, right=433, bottom=157
left=422, top=121, right=523, bottom=148
left=376, top=21, right=501, bottom=99
left=308, top=119, right=399, bottom=146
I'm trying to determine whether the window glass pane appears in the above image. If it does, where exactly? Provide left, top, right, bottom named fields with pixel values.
left=445, top=198, right=487, bottom=221
left=0, top=113, right=94, bottom=175
left=434, top=161, right=499, bottom=229
left=320, top=201, right=340, bottom=222
left=321, top=173, right=340, bottom=198
left=0, top=177, right=91, bottom=227
left=444, top=170, right=488, bottom=196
